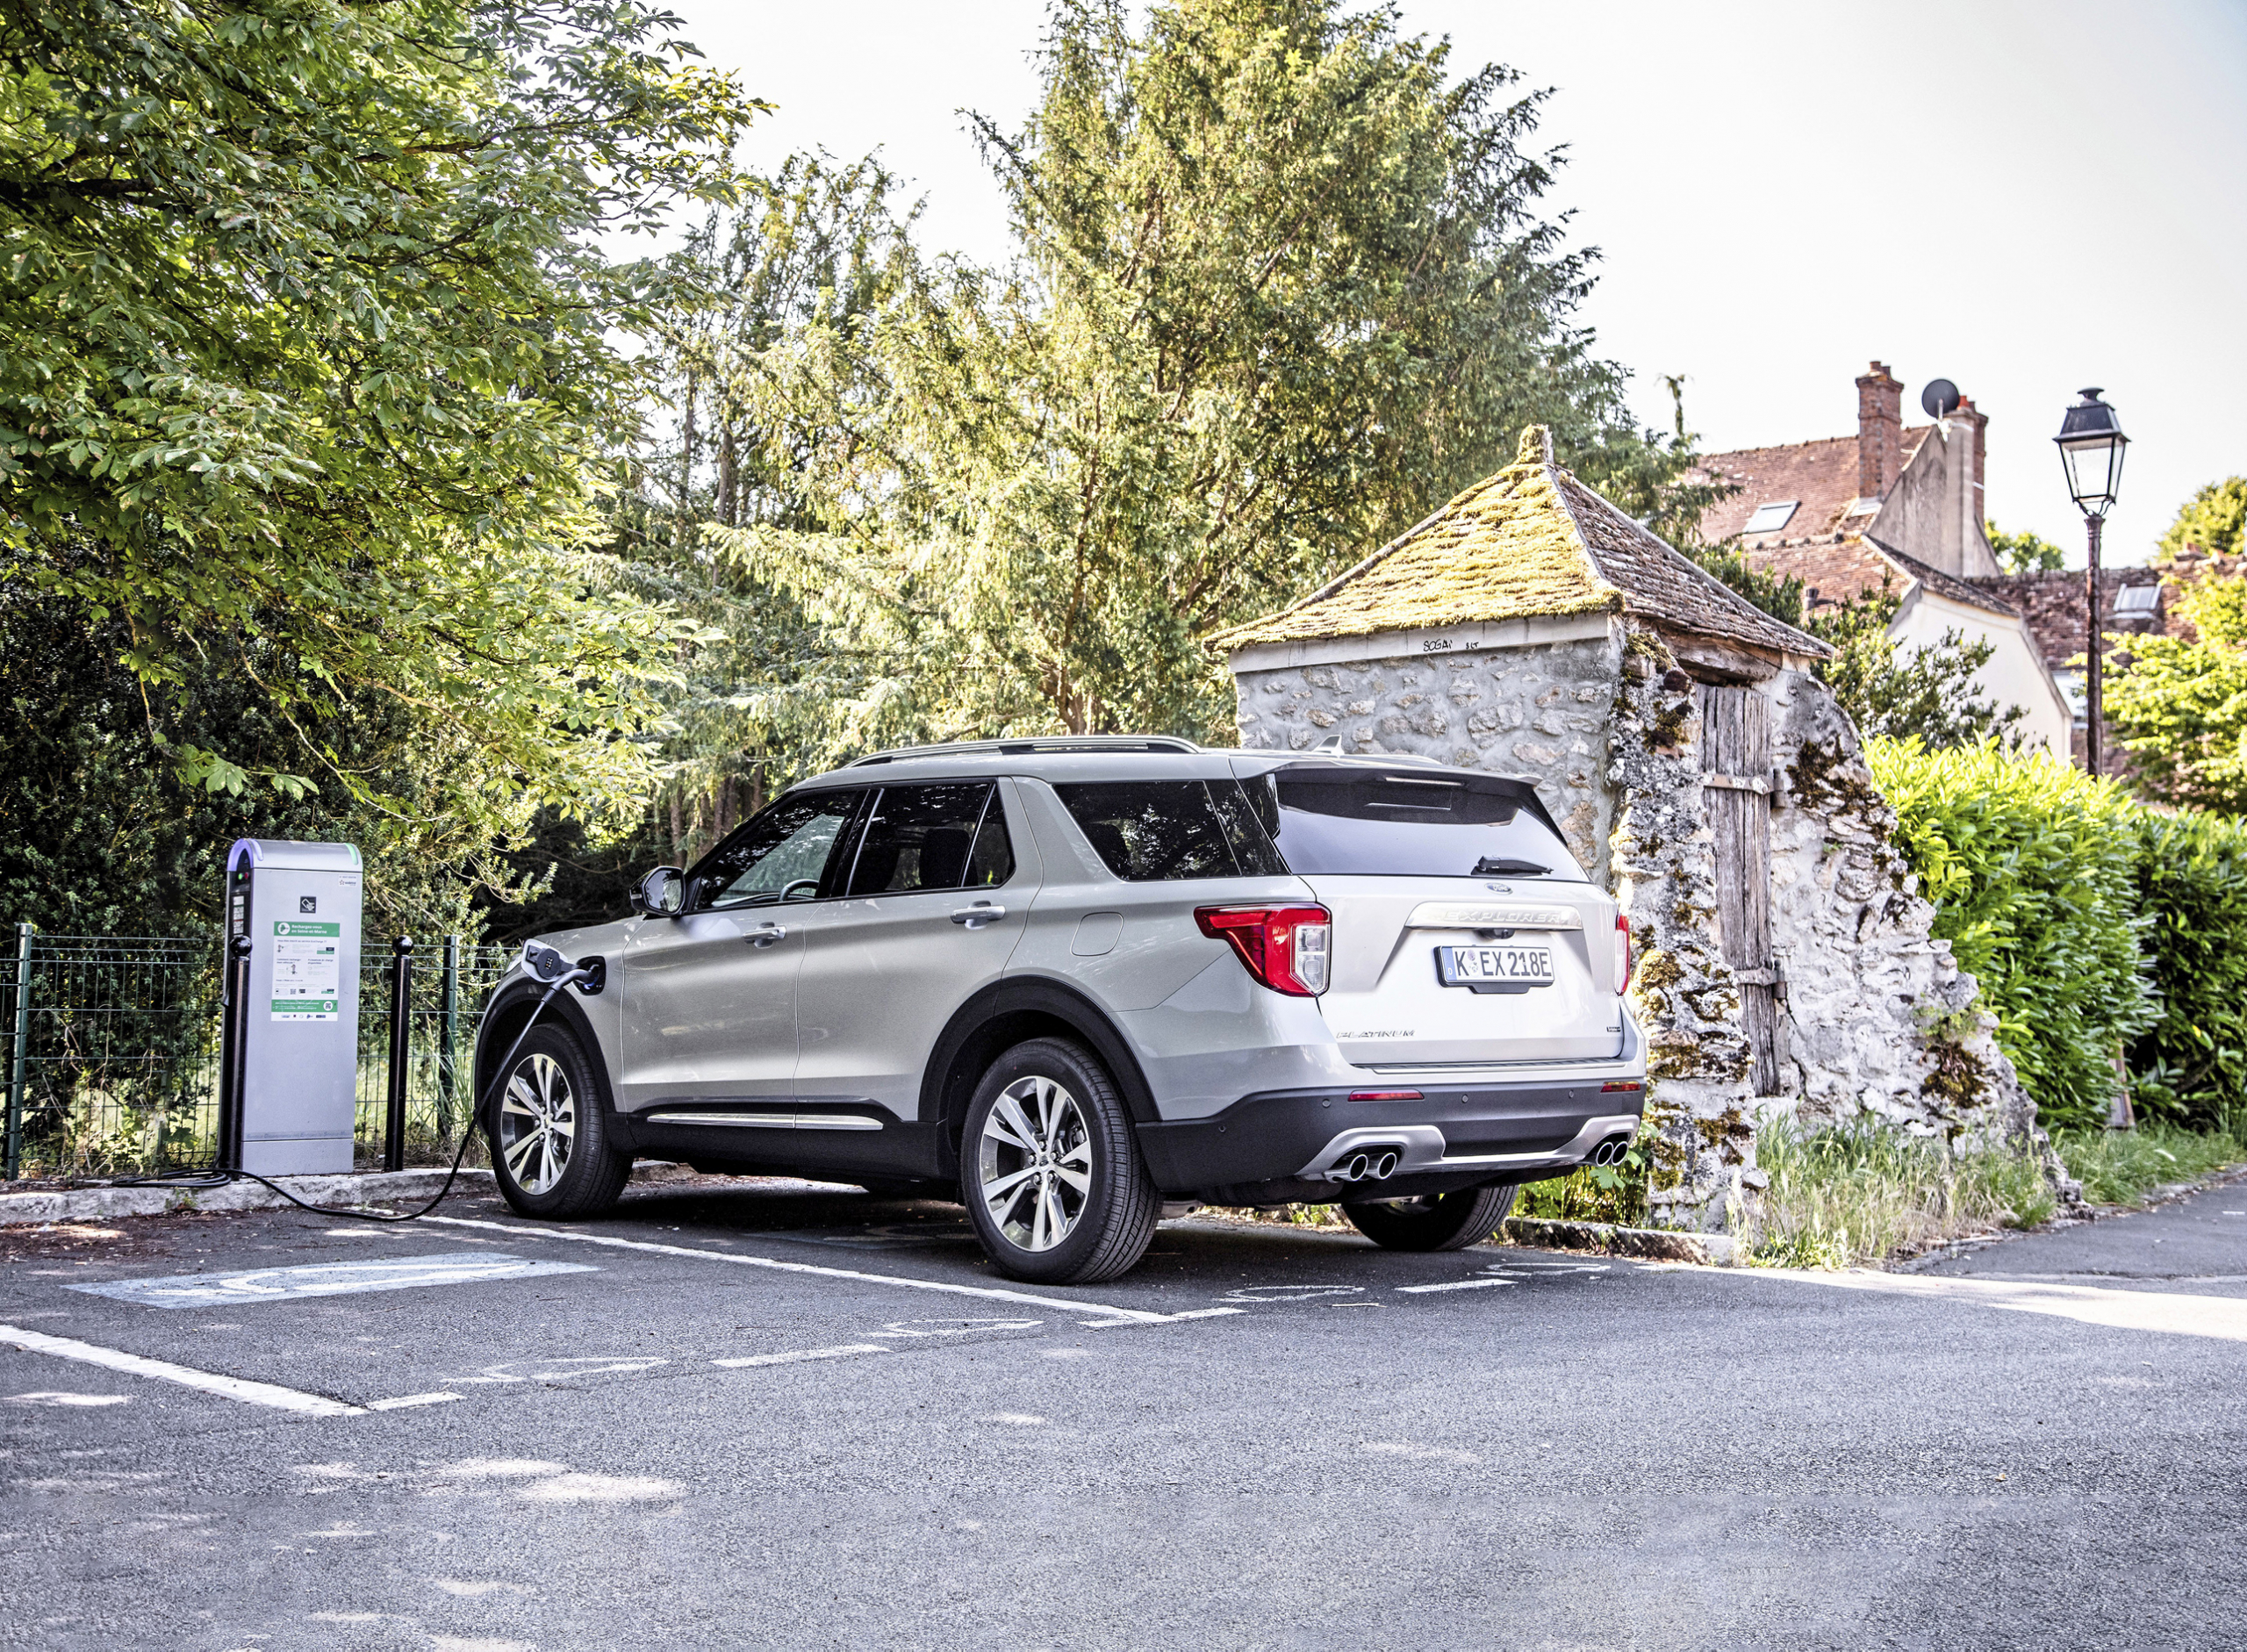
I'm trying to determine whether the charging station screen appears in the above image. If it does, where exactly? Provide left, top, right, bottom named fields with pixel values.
left=271, top=920, right=341, bottom=1020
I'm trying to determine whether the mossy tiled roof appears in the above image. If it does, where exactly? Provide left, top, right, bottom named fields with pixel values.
left=1216, top=427, right=1830, bottom=660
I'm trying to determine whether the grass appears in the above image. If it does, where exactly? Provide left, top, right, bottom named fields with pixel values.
left=2051, top=1120, right=2246, bottom=1206
left=1748, top=1117, right=2058, bottom=1269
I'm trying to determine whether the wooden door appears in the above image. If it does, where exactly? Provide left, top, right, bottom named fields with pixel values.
left=1699, top=686, right=1783, bottom=1095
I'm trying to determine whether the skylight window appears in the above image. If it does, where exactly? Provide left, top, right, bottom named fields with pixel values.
left=2112, top=583, right=2161, bottom=617
left=1744, top=500, right=1798, bottom=534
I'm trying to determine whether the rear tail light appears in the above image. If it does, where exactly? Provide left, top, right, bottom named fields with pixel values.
left=1195, top=905, right=1332, bottom=996
left=1614, top=913, right=1633, bottom=995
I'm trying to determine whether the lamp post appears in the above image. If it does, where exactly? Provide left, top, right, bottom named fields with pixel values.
left=2054, top=388, right=2129, bottom=775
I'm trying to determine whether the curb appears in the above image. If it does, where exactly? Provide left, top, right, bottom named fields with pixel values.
left=0, top=1168, right=498, bottom=1227
left=1502, top=1215, right=1735, bottom=1266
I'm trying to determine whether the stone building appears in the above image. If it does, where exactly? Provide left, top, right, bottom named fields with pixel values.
left=1215, top=427, right=2051, bottom=1236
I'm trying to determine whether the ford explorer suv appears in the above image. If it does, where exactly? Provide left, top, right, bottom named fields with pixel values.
left=474, top=737, right=1647, bottom=1283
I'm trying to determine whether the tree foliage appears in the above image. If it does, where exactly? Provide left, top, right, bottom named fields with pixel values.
left=1867, top=737, right=2157, bottom=1131
left=0, top=574, right=525, bottom=937
left=0, top=0, right=759, bottom=826
left=621, top=155, right=921, bottom=865
left=2129, top=808, right=2247, bottom=1130
left=1987, top=520, right=2065, bottom=573
left=1689, top=545, right=1803, bottom=626
left=1807, top=579, right=2023, bottom=750
left=2105, top=568, right=2247, bottom=814
left=709, top=0, right=1704, bottom=753
left=2157, top=476, right=2247, bottom=563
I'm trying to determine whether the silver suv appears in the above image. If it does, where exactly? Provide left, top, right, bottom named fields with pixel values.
left=475, top=737, right=1646, bottom=1283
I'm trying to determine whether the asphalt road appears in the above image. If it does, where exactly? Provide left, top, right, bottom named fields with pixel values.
left=2, top=1174, right=2243, bottom=1652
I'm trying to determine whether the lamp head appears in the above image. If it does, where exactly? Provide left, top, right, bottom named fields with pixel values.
left=2054, top=388, right=2128, bottom=520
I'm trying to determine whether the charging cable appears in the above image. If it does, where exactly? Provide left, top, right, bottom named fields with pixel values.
left=112, top=943, right=596, bottom=1225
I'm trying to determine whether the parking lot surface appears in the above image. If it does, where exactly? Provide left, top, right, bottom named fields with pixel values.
left=4, top=1174, right=2244, bottom=1650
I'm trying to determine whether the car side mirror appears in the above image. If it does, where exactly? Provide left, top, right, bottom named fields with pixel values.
left=633, top=866, right=686, bottom=918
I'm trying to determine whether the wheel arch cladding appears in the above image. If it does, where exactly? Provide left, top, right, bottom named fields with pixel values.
left=922, top=978, right=1160, bottom=1175
left=474, top=983, right=618, bottom=1128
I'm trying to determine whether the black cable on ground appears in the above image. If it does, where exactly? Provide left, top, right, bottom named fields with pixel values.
left=98, top=972, right=577, bottom=1225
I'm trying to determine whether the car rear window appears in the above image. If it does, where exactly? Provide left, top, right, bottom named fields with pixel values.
left=1239, top=765, right=1580, bottom=880
left=1054, top=780, right=1288, bottom=882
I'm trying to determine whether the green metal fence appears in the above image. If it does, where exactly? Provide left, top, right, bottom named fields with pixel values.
left=2, top=924, right=513, bottom=1182
left=352, top=938, right=515, bottom=1167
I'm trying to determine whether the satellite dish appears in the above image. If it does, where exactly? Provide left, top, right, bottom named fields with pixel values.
left=1920, top=378, right=1961, bottom=419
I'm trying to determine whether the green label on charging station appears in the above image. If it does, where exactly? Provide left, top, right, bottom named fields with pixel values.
left=271, top=920, right=342, bottom=1020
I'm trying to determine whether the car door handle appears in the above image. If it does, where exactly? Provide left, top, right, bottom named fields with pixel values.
left=951, top=902, right=1007, bottom=929
left=744, top=923, right=787, bottom=947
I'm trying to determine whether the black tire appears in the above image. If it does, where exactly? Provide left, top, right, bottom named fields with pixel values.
left=485, top=1024, right=631, bottom=1220
left=958, top=1038, right=1159, bottom=1285
left=1344, top=1183, right=1518, bottom=1253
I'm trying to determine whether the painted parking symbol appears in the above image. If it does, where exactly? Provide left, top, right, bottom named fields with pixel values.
left=67, top=1252, right=596, bottom=1310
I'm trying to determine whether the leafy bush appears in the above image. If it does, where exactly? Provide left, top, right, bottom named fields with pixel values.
left=1866, top=738, right=2157, bottom=1131
left=1813, top=584, right=2024, bottom=750
left=1748, top=1117, right=2056, bottom=1268
left=2129, top=810, right=2247, bottom=1130
left=2051, top=1123, right=2246, bottom=1206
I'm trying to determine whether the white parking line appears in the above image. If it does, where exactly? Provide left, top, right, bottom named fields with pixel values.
left=0, top=1323, right=366, bottom=1417
left=1396, top=1278, right=1517, bottom=1294
left=713, top=1344, right=893, bottom=1369
left=1726, top=1267, right=2247, bottom=1343
left=420, top=1214, right=1182, bottom=1325
left=365, top=1391, right=462, bottom=1411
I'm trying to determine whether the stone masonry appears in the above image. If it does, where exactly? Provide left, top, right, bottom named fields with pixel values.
left=1231, top=617, right=2065, bottom=1234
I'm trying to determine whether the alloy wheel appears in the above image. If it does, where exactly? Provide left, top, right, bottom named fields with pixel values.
left=498, top=1052, right=577, bottom=1195
left=977, top=1075, right=1091, bottom=1253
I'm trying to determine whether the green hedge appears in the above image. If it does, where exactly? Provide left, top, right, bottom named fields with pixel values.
left=2129, top=810, right=2247, bottom=1128
left=1866, top=738, right=2157, bottom=1131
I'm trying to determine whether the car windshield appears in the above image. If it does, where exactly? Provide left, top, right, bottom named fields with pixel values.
left=1239, top=765, right=1579, bottom=880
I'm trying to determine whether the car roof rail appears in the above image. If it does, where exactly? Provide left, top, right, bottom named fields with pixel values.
left=845, top=735, right=1204, bottom=766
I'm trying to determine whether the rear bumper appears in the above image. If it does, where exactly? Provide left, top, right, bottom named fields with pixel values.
left=1133, top=1078, right=1645, bottom=1202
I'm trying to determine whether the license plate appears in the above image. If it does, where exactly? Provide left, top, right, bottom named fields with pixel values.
left=1437, top=944, right=1555, bottom=990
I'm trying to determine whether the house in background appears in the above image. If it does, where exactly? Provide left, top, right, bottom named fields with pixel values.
left=1978, top=564, right=2172, bottom=777
left=1688, top=362, right=2073, bottom=757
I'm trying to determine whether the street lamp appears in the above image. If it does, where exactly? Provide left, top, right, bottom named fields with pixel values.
left=2054, top=388, right=2129, bottom=775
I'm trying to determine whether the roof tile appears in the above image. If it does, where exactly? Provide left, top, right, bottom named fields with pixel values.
left=1217, top=427, right=1829, bottom=660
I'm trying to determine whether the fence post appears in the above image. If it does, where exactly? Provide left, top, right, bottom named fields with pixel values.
left=384, top=936, right=413, bottom=1174
left=5, top=923, right=30, bottom=1182
left=438, top=935, right=460, bottom=1142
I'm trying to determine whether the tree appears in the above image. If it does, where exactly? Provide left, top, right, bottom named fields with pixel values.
left=1808, top=578, right=2024, bottom=750
left=1987, top=521, right=2066, bottom=573
left=1688, top=545, right=1803, bottom=626
left=2157, top=477, right=2247, bottom=563
left=0, top=0, right=759, bottom=830
left=0, top=571, right=534, bottom=936
left=622, top=155, right=922, bottom=865
left=719, top=0, right=1705, bottom=752
left=2105, top=570, right=2247, bottom=814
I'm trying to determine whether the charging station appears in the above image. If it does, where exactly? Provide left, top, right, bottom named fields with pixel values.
left=218, top=839, right=364, bottom=1175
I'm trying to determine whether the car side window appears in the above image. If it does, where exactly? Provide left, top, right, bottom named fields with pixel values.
left=846, top=783, right=1011, bottom=896
left=693, top=790, right=864, bottom=911
left=1053, top=779, right=1286, bottom=881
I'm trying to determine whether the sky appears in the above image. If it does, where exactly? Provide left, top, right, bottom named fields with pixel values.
left=667, top=0, right=2247, bottom=566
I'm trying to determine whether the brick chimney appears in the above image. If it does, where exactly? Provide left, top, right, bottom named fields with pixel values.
left=1856, top=361, right=1904, bottom=499
left=1953, top=394, right=1988, bottom=528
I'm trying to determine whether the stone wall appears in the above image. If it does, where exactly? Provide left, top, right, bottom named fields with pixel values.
left=1230, top=628, right=1624, bottom=882
left=1230, top=617, right=2071, bottom=1235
